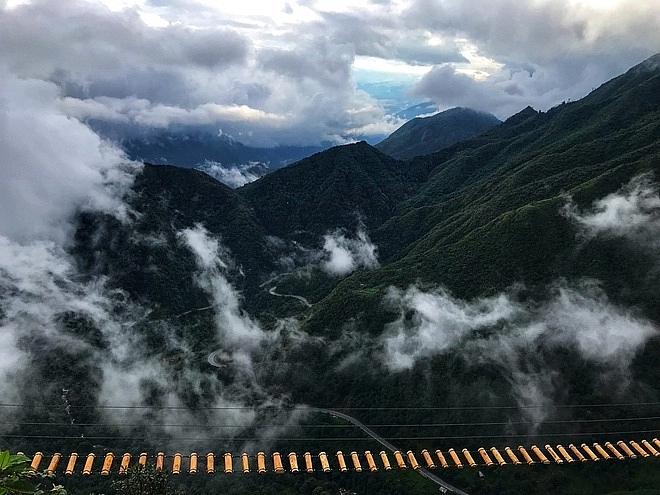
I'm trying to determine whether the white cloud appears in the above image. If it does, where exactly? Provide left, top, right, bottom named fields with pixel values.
left=0, top=72, right=139, bottom=244
left=0, top=236, right=139, bottom=420
left=382, top=286, right=524, bottom=369
left=98, top=349, right=257, bottom=447
left=179, top=224, right=268, bottom=350
left=4, top=0, right=656, bottom=147
left=544, top=283, right=657, bottom=361
left=381, top=281, right=658, bottom=425
left=383, top=281, right=657, bottom=370
left=0, top=323, right=27, bottom=417
left=0, top=58, right=145, bottom=423
left=321, top=229, right=380, bottom=276
left=564, top=174, right=660, bottom=245
left=196, top=161, right=264, bottom=188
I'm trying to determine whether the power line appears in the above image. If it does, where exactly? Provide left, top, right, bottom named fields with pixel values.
left=3, top=416, right=660, bottom=429
left=2, top=401, right=660, bottom=411
left=4, top=429, right=660, bottom=441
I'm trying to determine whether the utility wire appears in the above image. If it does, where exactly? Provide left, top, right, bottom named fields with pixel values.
left=3, top=416, right=660, bottom=429
left=4, top=429, right=660, bottom=441
left=2, top=402, right=660, bottom=410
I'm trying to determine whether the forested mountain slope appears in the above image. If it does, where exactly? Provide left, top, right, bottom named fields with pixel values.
left=238, top=142, right=422, bottom=242
left=4, top=53, right=660, bottom=495
left=306, top=53, right=660, bottom=333
left=375, top=106, right=500, bottom=159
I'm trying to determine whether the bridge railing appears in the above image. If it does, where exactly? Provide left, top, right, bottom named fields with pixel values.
left=22, top=437, right=660, bottom=476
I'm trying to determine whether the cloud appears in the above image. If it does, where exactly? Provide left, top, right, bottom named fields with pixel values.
left=402, top=0, right=660, bottom=63
left=405, top=0, right=659, bottom=117
left=543, top=282, right=657, bottom=361
left=179, top=224, right=269, bottom=351
left=381, top=281, right=658, bottom=425
left=0, top=72, right=139, bottom=244
left=4, top=0, right=658, bottom=147
left=315, top=11, right=467, bottom=66
left=383, top=281, right=657, bottom=370
left=320, top=229, right=380, bottom=276
left=0, top=0, right=398, bottom=147
left=411, top=55, right=626, bottom=119
left=402, top=0, right=588, bottom=59
left=0, top=0, right=248, bottom=79
left=0, top=216, right=291, bottom=448
left=196, top=161, right=266, bottom=188
left=0, top=58, right=145, bottom=428
left=98, top=342, right=258, bottom=448
left=60, top=97, right=285, bottom=129
left=266, top=228, right=381, bottom=277
left=564, top=174, right=660, bottom=247
left=381, top=286, right=523, bottom=370
left=0, top=237, right=151, bottom=427
left=0, top=63, right=265, bottom=449
left=257, top=38, right=354, bottom=88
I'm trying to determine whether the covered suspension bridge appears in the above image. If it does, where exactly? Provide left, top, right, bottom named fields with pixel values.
left=23, top=438, right=660, bottom=474
left=6, top=403, right=660, bottom=494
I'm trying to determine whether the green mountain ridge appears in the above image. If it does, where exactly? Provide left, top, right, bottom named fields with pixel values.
left=5, top=54, right=660, bottom=495
left=74, top=51, right=660, bottom=373
left=239, top=142, right=420, bottom=242
left=310, top=86, right=660, bottom=330
left=375, top=106, right=501, bottom=160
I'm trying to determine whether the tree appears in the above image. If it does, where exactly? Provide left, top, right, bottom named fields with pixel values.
left=111, top=465, right=182, bottom=495
left=0, top=451, right=66, bottom=495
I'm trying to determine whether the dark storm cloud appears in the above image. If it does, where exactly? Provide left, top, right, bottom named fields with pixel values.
left=257, top=39, right=354, bottom=88
left=57, top=68, right=195, bottom=107
left=0, top=0, right=249, bottom=79
left=412, top=63, right=530, bottom=117
left=402, top=0, right=587, bottom=58
left=2, top=0, right=659, bottom=146
left=414, top=64, right=475, bottom=101
left=405, top=0, right=658, bottom=117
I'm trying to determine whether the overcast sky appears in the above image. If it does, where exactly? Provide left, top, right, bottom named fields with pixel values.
left=1, top=0, right=659, bottom=146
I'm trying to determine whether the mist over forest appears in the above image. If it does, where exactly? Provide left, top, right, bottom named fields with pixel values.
left=2, top=2, right=660, bottom=494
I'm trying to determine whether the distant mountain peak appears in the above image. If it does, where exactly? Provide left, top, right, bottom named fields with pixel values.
left=638, top=52, right=660, bottom=71
left=503, top=105, right=539, bottom=125
left=375, top=107, right=500, bottom=160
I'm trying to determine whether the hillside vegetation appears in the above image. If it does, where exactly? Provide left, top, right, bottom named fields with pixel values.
left=4, top=54, right=660, bottom=495
left=375, top=106, right=500, bottom=159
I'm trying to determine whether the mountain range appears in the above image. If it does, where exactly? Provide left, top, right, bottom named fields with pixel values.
left=375, top=106, right=501, bottom=159
left=116, top=130, right=325, bottom=186
left=5, top=54, right=660, bottom=495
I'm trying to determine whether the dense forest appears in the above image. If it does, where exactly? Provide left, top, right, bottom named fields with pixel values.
left=2, top=54, right=660, bottom=495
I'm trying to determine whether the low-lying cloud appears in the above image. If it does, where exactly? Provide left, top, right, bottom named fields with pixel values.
left=564, top=174, right=660, bottom=247
left=381, top=280, right=658, bottom=425
left=196, top=161, right=266, bottom=188
left=0, top=69, right=274, bottom=447
left=321, top=229, right=380, bottom=276
left=266, top=228, right=380, bottom=278
left=179, top=224, right=269, bottom=352
left=0, top=68, right=142, bottom=417
left=0, top=72, right=139, bottom=244
left=383, top=281, right=656, bottom=370
left=382, top=286, right=521, bottom=370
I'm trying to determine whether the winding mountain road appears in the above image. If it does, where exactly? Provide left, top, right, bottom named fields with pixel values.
left=312, top=408, right=471, bottom=495
left=268, top=286, right=312, bottom=307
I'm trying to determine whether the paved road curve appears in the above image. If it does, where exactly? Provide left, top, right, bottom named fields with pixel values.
left=312, top=408, right=471, bottom=495
left=268, top=286, right=312, bottom=307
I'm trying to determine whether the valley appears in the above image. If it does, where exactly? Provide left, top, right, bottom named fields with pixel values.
left=2, top=53, right=660, bottom=495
